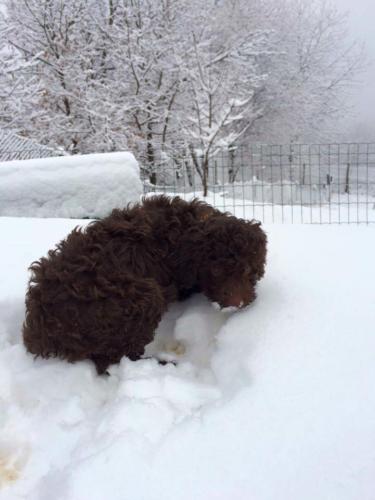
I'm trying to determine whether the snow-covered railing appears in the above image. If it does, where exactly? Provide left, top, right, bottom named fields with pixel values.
left=0, top=152, right=142, bottom=218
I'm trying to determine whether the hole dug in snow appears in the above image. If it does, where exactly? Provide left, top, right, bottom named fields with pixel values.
left=145, top=294, right=234, bottom=370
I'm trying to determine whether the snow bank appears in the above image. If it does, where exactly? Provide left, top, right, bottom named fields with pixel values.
left=0, top=217, right=374, bottom=500
left=0, top=152, right=142, bottom=218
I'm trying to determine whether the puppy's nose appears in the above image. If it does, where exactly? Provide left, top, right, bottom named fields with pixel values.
left=225, top=292, right=243, bottom=308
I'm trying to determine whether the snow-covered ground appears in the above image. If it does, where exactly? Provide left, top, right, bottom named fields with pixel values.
left=1, top=216, right=374, bottom=500
left=0, top=152, right=141, bottom=219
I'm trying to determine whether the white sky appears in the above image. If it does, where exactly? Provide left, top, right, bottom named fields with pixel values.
left=331, top=0, right=375, bottom=138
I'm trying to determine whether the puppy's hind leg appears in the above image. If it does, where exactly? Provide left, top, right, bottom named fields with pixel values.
left=91, top=278, right=168, bottom=375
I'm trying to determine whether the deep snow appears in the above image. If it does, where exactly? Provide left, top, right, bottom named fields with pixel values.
left=0, top=217, right=374, bottom=500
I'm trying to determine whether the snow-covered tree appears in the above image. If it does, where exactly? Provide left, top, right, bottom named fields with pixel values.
left=100, top=0, right=189, bottom=179
left=0, top=1, right=110, bottom=152
left=176, top=0, right=277, bottom=193
left=243, top=0, right=364, bottom=143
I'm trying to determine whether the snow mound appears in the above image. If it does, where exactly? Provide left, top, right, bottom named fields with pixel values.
left=0, top=152, right=142, bottom=218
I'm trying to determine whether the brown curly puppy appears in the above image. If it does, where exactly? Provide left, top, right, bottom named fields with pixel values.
left=23, top=195, right=267, bottom=374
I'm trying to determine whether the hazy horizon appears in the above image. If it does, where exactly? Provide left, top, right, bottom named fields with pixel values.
left=332, top=0, right=375, bottom=139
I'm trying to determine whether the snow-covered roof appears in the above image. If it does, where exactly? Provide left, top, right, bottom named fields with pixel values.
left=0, top=129, right=62, bottom=161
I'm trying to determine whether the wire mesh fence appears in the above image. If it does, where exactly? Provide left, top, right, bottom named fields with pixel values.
left=1, top=143, right=374, bottom=223
left=143, top=143, right=375, bottom=224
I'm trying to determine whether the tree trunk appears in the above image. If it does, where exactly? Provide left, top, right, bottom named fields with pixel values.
left=188, top=144, right=204, bottom=186
left=344, top=163, right=350, bottom=194
left=228, top=145, right=237, bottom=183
left=184, top=159, right=194, bottom=187
left=202, top=155, right=209, bottom=197
left=146, top=122, right=156, bottom=184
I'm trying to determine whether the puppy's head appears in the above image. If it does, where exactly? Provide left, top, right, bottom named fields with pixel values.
left=198, top=215, right=267, bottom=309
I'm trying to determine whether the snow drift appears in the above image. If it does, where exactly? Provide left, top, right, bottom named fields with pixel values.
left=0, top=152, right=142, bottom=218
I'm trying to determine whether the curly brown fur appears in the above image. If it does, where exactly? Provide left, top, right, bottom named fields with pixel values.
left=23, top=195, right=267, bottom=374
